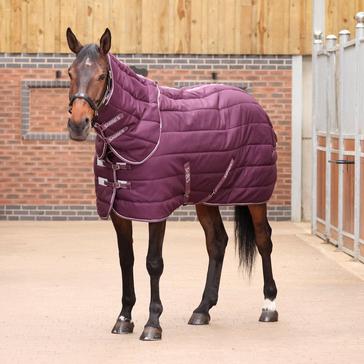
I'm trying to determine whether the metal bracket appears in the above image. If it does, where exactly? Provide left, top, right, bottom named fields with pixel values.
left=328, top=159, right=355, bottom=165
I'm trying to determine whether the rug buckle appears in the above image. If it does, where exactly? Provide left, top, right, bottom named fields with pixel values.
left=98, top=177, right=130, bottom=189
left=112, top=162, right=129, bottom=171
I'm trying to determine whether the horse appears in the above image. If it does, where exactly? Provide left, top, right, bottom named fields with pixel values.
left=66, top=27, right=278, bottom=341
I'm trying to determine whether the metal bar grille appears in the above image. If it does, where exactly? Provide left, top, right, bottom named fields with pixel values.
left=312, top=12, right=364, bottom=261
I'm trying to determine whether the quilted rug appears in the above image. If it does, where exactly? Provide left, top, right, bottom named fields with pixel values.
left=93, top=54, right=277, bottom=222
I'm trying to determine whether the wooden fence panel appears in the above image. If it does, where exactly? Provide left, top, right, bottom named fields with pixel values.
left=0, top=0, right=363, bottom=54
left=326, top=0, right=364, bottom=37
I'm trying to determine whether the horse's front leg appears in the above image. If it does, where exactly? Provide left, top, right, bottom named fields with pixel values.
left=110, top=211, right=136, bottom=334
left=139, top=220, right=166, bottom=341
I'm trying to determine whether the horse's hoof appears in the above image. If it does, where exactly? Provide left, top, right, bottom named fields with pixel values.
left=188, top=312, right=210, bottom=325
left=139, top=326, right=162, bottom=341
left=111, top=317, right=134, bottom=334
left=259, top=309, right=278, bottom=322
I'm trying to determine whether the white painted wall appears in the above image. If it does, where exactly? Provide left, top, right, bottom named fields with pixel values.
left=301, top=56, right=313, bottom=221
left=291, top=56, right=303, bottom=222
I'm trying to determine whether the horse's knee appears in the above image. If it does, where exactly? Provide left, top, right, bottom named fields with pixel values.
left=207, top=227, right=228, bottom=262
left=146, top=256, right=164, bottom=277
left=256, top=238, right=272, bottom=256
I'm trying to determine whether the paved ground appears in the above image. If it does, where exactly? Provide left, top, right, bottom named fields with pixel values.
left=0, top=221, right=363, bottom=364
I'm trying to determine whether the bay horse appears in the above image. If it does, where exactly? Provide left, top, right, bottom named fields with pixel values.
left=66, top=28, right=278, bottom=341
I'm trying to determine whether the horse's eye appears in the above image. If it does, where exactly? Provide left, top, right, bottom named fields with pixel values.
left=98, top=74, right=106, bottom=81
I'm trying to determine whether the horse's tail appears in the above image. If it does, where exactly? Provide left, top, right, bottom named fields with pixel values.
left=234, top=205, right=256, bottom=275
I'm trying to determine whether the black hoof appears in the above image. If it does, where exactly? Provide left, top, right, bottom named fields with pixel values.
left=259, top=309, right=278, bottom=322
left=111, top=317, right=134, bottom=334
left=188, top=312, right=210, bottom=325
left=139, top=326, right=162, bottom=341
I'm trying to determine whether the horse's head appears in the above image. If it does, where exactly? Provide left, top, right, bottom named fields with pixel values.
left=66, top=28, right=111, bottom=141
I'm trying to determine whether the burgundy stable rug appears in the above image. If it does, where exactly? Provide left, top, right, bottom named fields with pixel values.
left=93, top=54, right=277, bottom=222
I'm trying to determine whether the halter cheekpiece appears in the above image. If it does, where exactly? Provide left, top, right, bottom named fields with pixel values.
left=68, top=69, right=112, bottom=126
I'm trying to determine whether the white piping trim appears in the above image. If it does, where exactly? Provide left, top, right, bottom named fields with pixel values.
left=197, top=158, right=235, bottom=203
left=104, top=54, right=115, bottom=106
left=107, top=84, right=163, bottom=166
left=111, top=201, right=271, bottom=222
left=111, top=208, right=168, bottom=223
left=161, top=85, right=179, bottom=91
left=96, top=135, right=108, bottom=160
left=202, top=200, right=269, bottom=206
left=184, top=83, right=225, bottom=92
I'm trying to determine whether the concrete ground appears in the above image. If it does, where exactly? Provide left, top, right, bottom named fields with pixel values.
left=0, top=221, right=363, bottom=364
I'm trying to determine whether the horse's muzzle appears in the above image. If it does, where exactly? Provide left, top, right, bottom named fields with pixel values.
left=67, top=118, right=90, bottom=141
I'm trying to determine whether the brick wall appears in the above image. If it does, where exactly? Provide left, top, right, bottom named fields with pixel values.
left=0, top=53, right=292, bottom=221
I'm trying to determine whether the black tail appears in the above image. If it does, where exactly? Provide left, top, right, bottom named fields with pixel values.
left=234, top=205, right=256, bottom=274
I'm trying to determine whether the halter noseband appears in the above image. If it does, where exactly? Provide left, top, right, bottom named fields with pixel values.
left=69, top=93, right=99, bottom=114
left=68, top=69, right=112, bottom=126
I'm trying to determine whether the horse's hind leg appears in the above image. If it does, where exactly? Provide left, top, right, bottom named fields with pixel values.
left=188, top=204, right=228, bottom=325
left=110, top=211, right=136, bottom=334
left=248, top=203, right=278, bottom=322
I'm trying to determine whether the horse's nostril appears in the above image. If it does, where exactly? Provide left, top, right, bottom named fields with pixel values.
left=68, top=118, right=90, bottom=134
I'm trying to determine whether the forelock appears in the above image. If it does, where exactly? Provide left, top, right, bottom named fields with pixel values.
left=77, top=44, right=100, bottom=61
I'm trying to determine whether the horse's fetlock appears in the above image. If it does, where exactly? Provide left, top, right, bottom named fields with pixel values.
left=264, top=282, right=277, bottom=300
left=122, top=294, right=136, bottom=308
left=150, top=302, right=163, bottom=316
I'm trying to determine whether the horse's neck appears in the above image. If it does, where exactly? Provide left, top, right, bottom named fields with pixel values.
left=112, top=56, right=151, bottom=99
left=102, top=55, right=158, bottom=124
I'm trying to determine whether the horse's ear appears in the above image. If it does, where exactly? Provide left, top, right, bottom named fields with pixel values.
left=66, top=27, right=83, bottom=54
left=100, top=28, right=111, bottom=54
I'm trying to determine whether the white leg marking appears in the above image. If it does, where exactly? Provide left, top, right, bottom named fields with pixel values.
left=262, top=299, right=276, bottom=311
left=118, top=315, right=132, bottom=322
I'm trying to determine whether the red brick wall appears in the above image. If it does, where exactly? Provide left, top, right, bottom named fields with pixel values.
left=0, top=68, right=95, bottom=208
left=30, top=88, right=69, bottom=133
left=0, top=54, right=292, bottom=220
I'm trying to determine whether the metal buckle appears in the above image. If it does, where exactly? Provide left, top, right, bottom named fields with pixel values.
left=98, top=177, right=109, bottom=186
left=112, top=162, right=128, bottom=170
left=98, top=177, right=130, bottom=189
left=96, top=159, right=106, bottom=168
left=114, top=180, right=131, bottom=189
